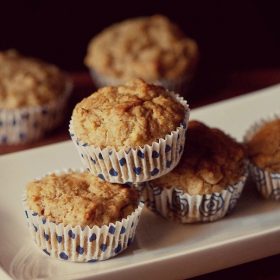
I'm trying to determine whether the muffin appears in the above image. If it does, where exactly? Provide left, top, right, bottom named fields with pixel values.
left=23, top=169, right=143, bottom=262
left=141, top=121, right=248, bottom=223
left=69, top=79, right=189, bottom=183
left=85, top=15, right=198, bottom=92
left=0, top=50, right=72, bottom=144
left=244, top=114, right=280, bottom=200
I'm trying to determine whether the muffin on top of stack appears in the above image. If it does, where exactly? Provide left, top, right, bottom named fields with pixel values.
left=70, top=79, right=190, bottom=183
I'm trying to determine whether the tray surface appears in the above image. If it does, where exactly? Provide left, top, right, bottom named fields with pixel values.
left=0, top=84, right=280, bottom=280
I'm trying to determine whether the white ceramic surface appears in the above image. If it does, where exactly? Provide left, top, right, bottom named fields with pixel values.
left=1, top=84, right=280, bottom=280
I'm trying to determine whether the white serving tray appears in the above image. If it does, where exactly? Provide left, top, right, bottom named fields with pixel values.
left=1, top=84, right=280, bottom=280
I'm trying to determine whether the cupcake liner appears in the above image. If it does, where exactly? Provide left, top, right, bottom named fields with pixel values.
left=90, top=69, right=193, bottom=93
left=248, top=163, right=280, bottom=200
left=0, top=80, right=72, bottom=145
left=23, top=168, right=144, bottom=262
left=244, top=112, right=280, bottom=200
left=69, top=92, right=190, bottom=184
left=141, top=168, right=248, bottom=223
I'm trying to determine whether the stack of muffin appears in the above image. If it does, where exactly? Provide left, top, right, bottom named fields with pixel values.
left=24, top=78, right=189, bottom=262
left=21, top=15, right=280, bottom=264
left=23, top=78, right=249, bottom=263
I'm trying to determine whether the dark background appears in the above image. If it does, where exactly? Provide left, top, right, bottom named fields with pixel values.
left=1, top=0, right=279, bottom=72
left=1, top=0, right=280, bottom=104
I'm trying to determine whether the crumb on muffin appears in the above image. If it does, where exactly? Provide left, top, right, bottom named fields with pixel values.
left=72, top=79, right=186, bottom=149
left=247, top=119, right=280, bottom=173
left=150, top=121, right=246, bottom=195
left=26, top=171, right=139, bottom=227
left=85, top=15, right=198, bottom=82
left=0, top=50, right=68, bottom=109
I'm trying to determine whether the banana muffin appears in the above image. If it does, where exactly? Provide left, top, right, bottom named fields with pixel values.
left=143, top=120, right=247, bottom=223
left=69, top=79, right=189, bottom=183
left=24, top=169, right=143, bottom=262
left=0, top=50, right=71, bottom=144
left=85, top=15, right=198, bottom=91
left=245, top=116, right=280, bottom=200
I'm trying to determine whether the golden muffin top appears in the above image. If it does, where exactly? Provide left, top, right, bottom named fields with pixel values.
left=71, top=79, right=187, bottom=150
left=150, top=121, right=246, bottom=195
left=26, top=171, right=139, bottom=227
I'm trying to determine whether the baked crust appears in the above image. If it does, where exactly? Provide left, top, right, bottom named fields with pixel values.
left=247, top=119, right=280, bottom=172
left=151, top=121, right=246, bottom=195
left=85, top=15, right=198, bottom=82
left=26, top=171, right=139, bottom=227
left=0, top=50, right=68, bottom=108
left=72, top=79, right=186, bottom=149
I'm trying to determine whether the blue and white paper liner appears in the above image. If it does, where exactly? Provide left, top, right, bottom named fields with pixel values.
left=23, top=169, right=144, bottom=262
left=141, top=171, right=248, bottom=223
left=69, top=92, right=190, bottom=184
left=248, top=163, right=280, bottom=200
left=244, top=112, right=280, bottom=200
left=90, top=69, right=192, bottom=93
left=0, top=81, right=72, bottom=144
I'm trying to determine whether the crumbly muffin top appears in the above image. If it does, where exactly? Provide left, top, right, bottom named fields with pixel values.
left=85, top=15, right=198, bottom=82
left=26, top=171, right=139, bottom=227
left=0, top=50, right=68, bottom=109
left=150, top=121, right=246, bottom=195
left=72, top=79, right=186, bottom=150
left=247, top=119, right=280, bottom=172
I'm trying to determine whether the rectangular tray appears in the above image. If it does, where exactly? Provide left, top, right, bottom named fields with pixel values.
left=1, top=84, right=280, bottom=280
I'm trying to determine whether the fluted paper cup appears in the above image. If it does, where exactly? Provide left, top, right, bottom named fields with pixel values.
left=141, top=168, right=248, bottom=223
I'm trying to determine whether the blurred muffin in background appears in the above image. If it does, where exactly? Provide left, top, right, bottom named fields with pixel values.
left=0, top=50, right=72, bottom=144
left=244, top=114, right=280, bottom=200
left=85, top=15, right=198, bottom=93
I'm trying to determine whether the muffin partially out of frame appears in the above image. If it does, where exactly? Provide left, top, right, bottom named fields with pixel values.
left=85, top=15, right=198, bottom=92
left=142, top=121, right=248, bottom=223
left=69, top=79, right=189, bottom=183
left=244, top=113, right=280, bottom=200
left=23, top=169, right=143, bottom=262
left=0, top=50, right=71, bottom=144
